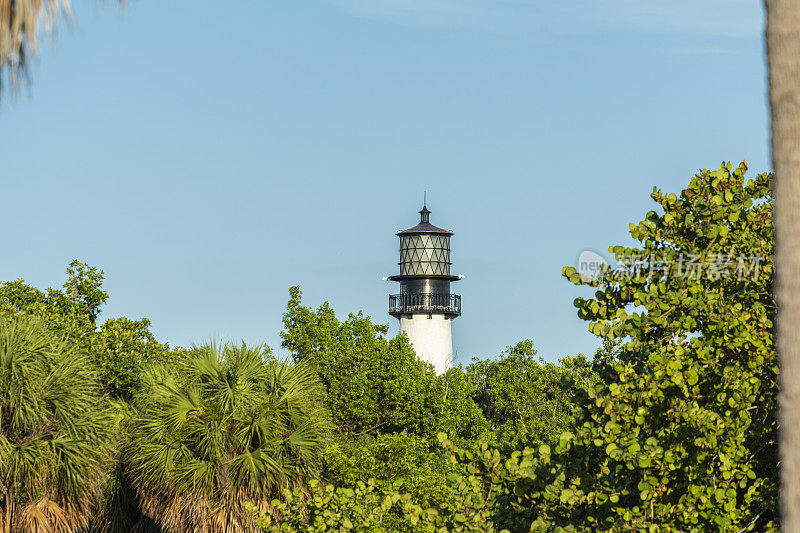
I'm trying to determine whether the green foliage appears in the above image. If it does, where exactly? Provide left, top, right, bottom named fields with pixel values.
left=0, top=260, right=173, bottom=399
left=0, top=316, right=115, bottom=532
left=125, top=341, right=333, bottom=532
left=63, top=259, right=109, bottom=325
left=0, top=162, right=779, bottom=532
left=263, top=162, right=778, bottom=532
left=493, top=162, right=777, bottom=531
left=0, top=276, right=92, bottom=342
left=248, top=433, right=511, bottom=533
left=466, top=340, right=595, bottom=449
left=89, top=317, right=174, bottom=400
left=281, top=287, right=488, bottom=442
left=324, top=432, right=457, bottom=511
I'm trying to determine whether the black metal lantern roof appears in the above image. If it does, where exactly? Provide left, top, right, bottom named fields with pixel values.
left=396, top=206, right=454, bottom=236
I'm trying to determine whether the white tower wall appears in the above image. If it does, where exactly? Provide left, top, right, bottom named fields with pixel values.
left=399, top=314, right=453, bottom=375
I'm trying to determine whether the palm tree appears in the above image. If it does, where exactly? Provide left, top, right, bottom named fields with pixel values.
left=765, top=1, right=800, bottom=529
left=0, top=0, right=71, bottom=90
left=125, top=342, right=331, bottom=533
left=0, top=316, right=114, bottom=532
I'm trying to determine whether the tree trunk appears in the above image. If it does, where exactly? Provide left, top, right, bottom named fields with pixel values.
left=2, top=489, right=12, bottom=533
left=765, top=1, right=800, bottom=530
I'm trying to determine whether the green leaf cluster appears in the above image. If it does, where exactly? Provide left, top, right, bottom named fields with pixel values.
left=466, top=341, right=595, bottom=449
left=323, top=432, right=458, bottom=511
left=248, top=433, right=511, bottom=533
left=495, top=162, right=777, bottom=531
left=280, top=287, right=488, bottom=442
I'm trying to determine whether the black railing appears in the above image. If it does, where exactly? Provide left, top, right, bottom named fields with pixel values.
left=389, top=293, right=461, bottom=316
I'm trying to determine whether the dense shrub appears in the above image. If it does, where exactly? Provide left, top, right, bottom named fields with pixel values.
left=248, top=434, right=510, bottom=533
left=324, top=432, right=458, bottom=512
left=281, top=287, right=489, bottom=442
left=466, top=340, right=595, bottom=449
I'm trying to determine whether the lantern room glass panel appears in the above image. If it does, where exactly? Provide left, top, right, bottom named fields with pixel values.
left=399, top=235, right=451, bottom=276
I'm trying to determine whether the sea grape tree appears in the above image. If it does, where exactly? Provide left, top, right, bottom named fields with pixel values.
left=496, top=162, right=777, bottom=531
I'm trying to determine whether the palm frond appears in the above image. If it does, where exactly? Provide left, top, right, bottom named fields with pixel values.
left=0, top=316, right=113, bottom=531
left=0, top=0, right=71, bottom=91
left=125, top=340, right=332, bottom=532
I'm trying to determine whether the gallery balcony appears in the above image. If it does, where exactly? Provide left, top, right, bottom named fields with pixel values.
left=388, top=293, right=461, bottom=317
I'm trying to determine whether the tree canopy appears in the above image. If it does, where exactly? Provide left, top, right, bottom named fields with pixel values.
left=280, top=286, right=488, bottom=443
left=490, top=162, right=777, bottom=531
left=0, top=260, right=174, bottom=400
left=466, top=340, right=594, bottom=450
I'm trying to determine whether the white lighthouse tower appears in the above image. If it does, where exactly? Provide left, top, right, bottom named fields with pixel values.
left=388, top=205, right=461, bottom=375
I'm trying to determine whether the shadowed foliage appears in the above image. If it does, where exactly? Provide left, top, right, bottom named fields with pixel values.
left=125, top=342, right=332, bottom=533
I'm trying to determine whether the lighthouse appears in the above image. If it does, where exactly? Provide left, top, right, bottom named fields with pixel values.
left=388, top=205, right=461, bottom=375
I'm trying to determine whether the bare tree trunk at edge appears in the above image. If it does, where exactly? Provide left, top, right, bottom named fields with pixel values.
left=766, top=1, right=800, bottom=530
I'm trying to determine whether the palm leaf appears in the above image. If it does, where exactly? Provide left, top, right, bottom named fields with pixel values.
left=125, top=341, right=332, bottom=532
left=0, top=317, right=113, bottom=530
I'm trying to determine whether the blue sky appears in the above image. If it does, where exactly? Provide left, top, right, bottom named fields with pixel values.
left=0, top=0, right=769, bottom=364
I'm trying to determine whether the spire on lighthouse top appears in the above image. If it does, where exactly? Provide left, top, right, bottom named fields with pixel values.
left=419, top=204, right=431, bottom=224
left=396, top=204, right=454, bottom=236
